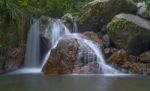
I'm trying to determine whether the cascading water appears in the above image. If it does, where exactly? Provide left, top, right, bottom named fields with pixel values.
left=41, top=19, right=119, bottom=74
left=82, top=39, right=119, bottom=74
left=69, top=34, right=119, bottom=74
left=72, top=20, right=78, bottom=33
left=9, top=20, right=41, bottom=74
left=24, top=20, right=40, bottom=68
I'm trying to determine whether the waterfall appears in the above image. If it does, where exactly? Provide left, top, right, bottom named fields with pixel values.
left=72, top=20, right=78, bottom=32
left=69, top=34, right=119, bottom=74
left=41, top=19, right=119, bottom=74
left=24, top=20, right=40, bottom=68
left=82, top=39, right=119, bottom=74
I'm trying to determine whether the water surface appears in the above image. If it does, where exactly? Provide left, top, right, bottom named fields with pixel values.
left=0, top=74, right=149, bottom=91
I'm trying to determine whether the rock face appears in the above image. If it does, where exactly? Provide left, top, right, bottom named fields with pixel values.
left=42, top=32, right=102, bottom=74
left=107, top=14, right=150, bottom=55
left=77, top=0, right=137, bottom=31
left=4, top=48, right=24, bottom=72
left=108, top=50, right=150, bottom=75
left=0, top=48, right=24, bottom=73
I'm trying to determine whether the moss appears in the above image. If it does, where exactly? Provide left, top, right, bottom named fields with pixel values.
left=77, top=0, right=137, bottom=31
left=107, top=17, right=150, bottom=54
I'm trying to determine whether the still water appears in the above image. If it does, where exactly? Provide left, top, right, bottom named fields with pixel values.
left=0, top=74, right=149, bottom=91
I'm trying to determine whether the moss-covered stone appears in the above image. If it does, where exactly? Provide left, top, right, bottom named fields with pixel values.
left=107, top=14, right=150, bottom=55
left=77, top=0, right=137, bottom=31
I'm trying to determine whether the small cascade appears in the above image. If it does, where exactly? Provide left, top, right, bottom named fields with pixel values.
left=24, top=20, right=40, bottom=68
left=51, top=19, right=70, bottom=46
left=69, top=34, right=119, bottom=74
left=82, top=39, right=119, bottom=74
left=72, top=20, right=78, bottom=32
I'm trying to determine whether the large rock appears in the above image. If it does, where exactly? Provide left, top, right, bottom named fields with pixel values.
left=0, top=47, right=24, bottom=74
left=108, top=50, right=150, bottom=75
left=107, top=14, right=150, bottom=55
left=42, top=32, right=102, bottom=74
left=4, top=48, right=24, bottom=72
left=77, top=0, right=137, bottom=32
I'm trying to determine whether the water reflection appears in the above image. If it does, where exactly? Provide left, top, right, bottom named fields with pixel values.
left=0, top=74, right=149, bottom=91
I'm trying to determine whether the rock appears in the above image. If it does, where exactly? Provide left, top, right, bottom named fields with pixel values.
left=83, top=32, right=103, bottom=46
left=73, top=62, right=100, bottom=74
left=107, top=14, right=150, bottom=55
left=137, top=2, right=150, bottom=20
left=62, top=13, right=78, bottom=33
left=4, top=48, right=24, bottom=72
left=0, top=56, right=5, bottom=73
left=42, top=37, right=79, bottom=74
left=77, top=0, right=137, bottom=32
left=108, top=50, right=150, bottom=75
left=138, top=51, right=150, bottom=63
left=129, top=63, right=150, bottom=75
left=104, top=48, right=118, bottom=58
left=42, top=32, right=102, bottom=74
left=108, top=50, right=134, bottom=69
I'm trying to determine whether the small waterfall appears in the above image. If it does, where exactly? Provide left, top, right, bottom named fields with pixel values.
left=82, top=39, right=119, bottom=74
left=24, top=20, right=40, bottom=68
left=51, top=19, right=70, bottom=46
left=72, top=20, right=78, bottom=33
left=70, top=34, right=119, bottom=74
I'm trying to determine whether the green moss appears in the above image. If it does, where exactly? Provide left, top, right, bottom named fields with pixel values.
left=107, top=17, right=150, bottom=54
left=107, top=19, right=129, bottom=45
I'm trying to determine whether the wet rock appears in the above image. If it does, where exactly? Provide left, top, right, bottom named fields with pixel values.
left=83, top=32, right=103, bottom=46
left=137, top=2, right=150, bottom=20
left=62, top=13, right=74, bottom=32
left=3, top=48, right=24, bottom=72
left=108, top=50, right=150, bottom=75
left=104, top=48, right=118, bottom=58
left=138, top=51, right=150, bottom=63
left=107, top=14, right=150, bottom=55
left=108, top=50, right=134, bottom=68
left=73, top=62, right=100, bottom=74
left=77, top=0, right=137, bottom=32
left=42, top=32, right=102, bottom=74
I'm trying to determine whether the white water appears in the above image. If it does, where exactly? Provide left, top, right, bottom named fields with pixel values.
left=24, top=20, right=40, bottom=68
left=73, top=20, right=78, bottom=32
left=82, top=39, right=119, bottom=74
left=69, top=34, right=119, bottom=74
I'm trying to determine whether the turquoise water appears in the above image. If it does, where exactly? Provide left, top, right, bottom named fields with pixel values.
left=0, top=74, right=149, bottom=91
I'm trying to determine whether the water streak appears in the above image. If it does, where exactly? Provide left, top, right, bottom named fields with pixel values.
left=24, top=20, right=40, bottom=68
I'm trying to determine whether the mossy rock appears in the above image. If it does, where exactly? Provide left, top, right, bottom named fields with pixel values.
left=77, top=0, right=137, bottom=31
left=107, top=14, right=150, bottom=55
